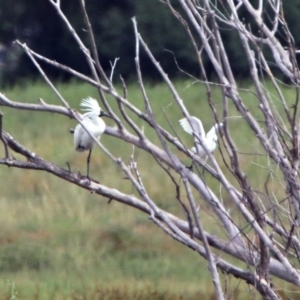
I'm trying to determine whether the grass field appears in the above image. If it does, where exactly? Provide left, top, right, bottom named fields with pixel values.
left=0, top=80, right=299, bottom=299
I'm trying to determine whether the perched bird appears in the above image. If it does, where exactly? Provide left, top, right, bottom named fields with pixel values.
left=179, top=116, right=223, bottom=160
left=74, top=97, right=111, bottom=180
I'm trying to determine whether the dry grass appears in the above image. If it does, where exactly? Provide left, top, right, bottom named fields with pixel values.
left=0, top=80, right=298, bottom=299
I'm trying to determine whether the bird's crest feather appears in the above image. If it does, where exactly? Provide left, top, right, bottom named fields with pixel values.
left=80, top=97, right=101, bottom=117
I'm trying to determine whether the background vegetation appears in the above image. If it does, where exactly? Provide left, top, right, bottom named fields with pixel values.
left=0, top=80, right=298, bottom=299
left=1, top=0, right=300, bottom=298
left=1, top=0, right=300, bottom=85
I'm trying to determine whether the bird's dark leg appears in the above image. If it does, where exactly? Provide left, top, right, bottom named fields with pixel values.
left=186, top=161, right=194, bottom=171
left=200, top=156, right=208, bottom=178
left=86, top=149, right=92, bottom=184
left=66, top=162, right=71, bottom=172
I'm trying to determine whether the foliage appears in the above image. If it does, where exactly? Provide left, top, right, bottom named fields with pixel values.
left=2, top=1, right=300, bottom=299
left=1, top=0, right=300, bottom=85
left=0, top=0, right=193, bottom=84
left=0, top=81, right=219, bottom=299
left=0, top=80, right=299, bottom=299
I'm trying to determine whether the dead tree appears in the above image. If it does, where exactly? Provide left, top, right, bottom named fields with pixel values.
left=1, top=1, right=300, bottom=299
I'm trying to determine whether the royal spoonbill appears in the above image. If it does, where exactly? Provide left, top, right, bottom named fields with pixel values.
left=74, top=97, right=111, bottom=180
left=179, top=116, right=223, bottom=159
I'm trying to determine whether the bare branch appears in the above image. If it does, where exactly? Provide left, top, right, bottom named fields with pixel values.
left=4, top=1, right=300, bottom=296
left=0, top=111, right=9, bottom=159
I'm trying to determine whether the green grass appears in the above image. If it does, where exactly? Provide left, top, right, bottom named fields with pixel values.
left=0, top=80, right=299, bottom=299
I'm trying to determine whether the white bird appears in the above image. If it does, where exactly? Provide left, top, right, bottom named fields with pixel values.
left=179, top=116, right=223, bottom=159
left=74, top=97, right=111, bottom=179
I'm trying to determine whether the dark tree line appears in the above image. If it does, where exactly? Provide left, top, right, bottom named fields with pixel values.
left=1, top=0, right=300, bottom=85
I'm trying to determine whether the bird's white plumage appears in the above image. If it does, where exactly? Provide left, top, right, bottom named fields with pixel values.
left=74, top=97, right=106, bottom=152
left=80, top=97, right=101, bottom=117
left=72, top=97, right=108, bottom=180
left=206, top=124, right=223, bottom=143
left=179, top=116, right=205, bottom=138
left=179, top=116, right=222, bottom=159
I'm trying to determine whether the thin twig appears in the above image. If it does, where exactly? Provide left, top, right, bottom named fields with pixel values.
left=0, top=111, right=9, bottom=159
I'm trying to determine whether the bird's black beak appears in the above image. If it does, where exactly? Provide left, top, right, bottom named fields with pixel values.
left=100, top=111, right=113, bottom=119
